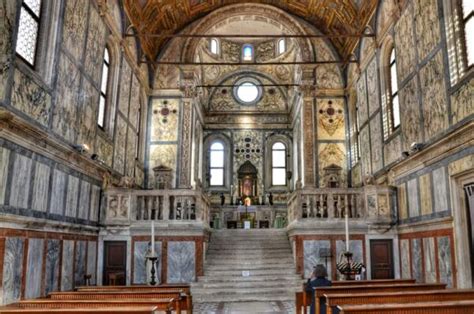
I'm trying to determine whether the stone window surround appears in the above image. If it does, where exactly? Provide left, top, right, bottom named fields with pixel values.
left=203, top=133, right=232, bottom=191
left=264, top=134, right=292, bottom=191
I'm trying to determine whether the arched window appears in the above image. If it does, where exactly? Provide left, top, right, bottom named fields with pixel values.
left=272, top=142, right=286, bottom=186
left=98, top=47, right=110, bottom=128
left=460, top=0, right=473, bottom=68
left=242, top=44, right=253, bottom=61
left=388, top=48, right=400, bottom=129
left=16, top=0, right=42, bottom=66
left=210, top=142, right=225, bottom=186
left=278, top=39, right=286, bottom=55
left=210, top=38, right=218, bottom=54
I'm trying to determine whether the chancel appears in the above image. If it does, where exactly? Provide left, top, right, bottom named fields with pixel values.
left=0, top=0, right=473, bottom=313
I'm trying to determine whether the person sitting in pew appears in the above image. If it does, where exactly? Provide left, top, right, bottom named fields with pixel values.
left=306, top=264, right=332, bottom=314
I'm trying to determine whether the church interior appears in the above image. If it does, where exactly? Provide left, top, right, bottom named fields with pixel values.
left=0, top=0, right=473, bottom=313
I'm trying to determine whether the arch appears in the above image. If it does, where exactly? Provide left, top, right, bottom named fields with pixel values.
left=101, top=36, right=121, bottom=137
left=379, top=35, right=398, bottom=139
left=264, top=134, right=292, bottom=190
left=203, top=133, right=232, bottom=190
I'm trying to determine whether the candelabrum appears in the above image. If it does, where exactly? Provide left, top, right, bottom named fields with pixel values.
left=336, top=251, right=364, bottom=280
left=147, top=256, right=159, bottom=285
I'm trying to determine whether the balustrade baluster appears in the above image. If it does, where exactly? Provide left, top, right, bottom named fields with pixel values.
left=344, top=194, right=349, bottom=217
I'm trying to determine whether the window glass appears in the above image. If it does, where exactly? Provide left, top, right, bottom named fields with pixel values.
left=210, top=169, right=224, bottom=186
left=98, top=47, right=110, bottom=128
left=243, top=45, right=253, bottom=61
left=236, top=82, right=259, bottom=103
left=272, top=169, right=286, bottom=186
left=389, top=48, right=400, bottom=129
left=464, top=11, right=474, bottom=66
left=278, top=39, right=286, bottom=54
left=210, top=141, right=225, bottom=186
left=16, top=0, right=42, bottom=66
left=210, top=39, right=218, bottom=54
left=272, top=142, right=286, bottom=186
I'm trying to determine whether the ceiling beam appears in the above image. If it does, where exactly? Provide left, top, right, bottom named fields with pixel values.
left=141, top=60, right=357, bottom=66
left=197, top=84, right=300, bottom=88
left=125, top=33, right=375, bottom=39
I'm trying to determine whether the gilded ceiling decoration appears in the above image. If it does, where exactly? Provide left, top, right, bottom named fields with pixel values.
left=124, top=0, right=379, bottom=61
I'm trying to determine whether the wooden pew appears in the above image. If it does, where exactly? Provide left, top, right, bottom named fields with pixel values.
left=297, top=279, right=417, bottom=314
left=0, top=306, right=161, bottom=314
left=337, top=300, right=474, bottom=313
left=325, top=289, right=474, bottom=314
left=314, top=283, right=446, bottom=314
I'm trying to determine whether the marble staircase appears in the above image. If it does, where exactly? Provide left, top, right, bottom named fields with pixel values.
left=191, top=229, right=303, bottom=303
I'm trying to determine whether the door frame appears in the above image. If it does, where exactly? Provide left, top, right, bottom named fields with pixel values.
left=365, top=234, right=400, bottom=279
left=369, top=239, right=394, bottom=279
left=103, top=240, right=127, bottom=285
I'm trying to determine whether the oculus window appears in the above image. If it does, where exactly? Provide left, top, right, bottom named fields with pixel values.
left=272, top=142, right=286, bottom=186
left=234, top=78, right=263, bottom=105
left=16, top=0, right=42, bottom=66
left=210, top=142, right=225, bottom=186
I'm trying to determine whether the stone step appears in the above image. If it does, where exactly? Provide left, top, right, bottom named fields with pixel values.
left=204, top=268, right=298, bottom=277
left=207, top=246, right=292, bottom=253
left=209, top=243, right=291, bottom=250
left=192, top=279, right=303, bottom=289
left=192, top=290, right=296, bottom=303
left=197, top=274, right=302, bottom=283
left=206, top=251, right=293, bottom=259
left=204, top=258, right=294, bottom=266
left=205, top=262, right=294, bottom=272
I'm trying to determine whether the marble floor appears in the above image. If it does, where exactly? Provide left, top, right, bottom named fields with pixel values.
left=194, top=301, right=295, bottom=314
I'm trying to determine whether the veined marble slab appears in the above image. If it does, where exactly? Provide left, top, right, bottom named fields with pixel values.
left=25, top=238, right=44, bottom=299
left=50, top=169, right=67, bottom=215
left=9, top=154, right=32, bottom=208
left=32, top=162, right=50, bottom=212
left=78, top=181, right=90, bottom=220
left=437, top=236, right=453, bottom=287
left=89, top=185, right=101, bottom=222
left=74, top=241, right=87, bottom=287
left=65, top=175, right=79, bottom=217
left=423, top=237, right=436, bottom=283
left=87, top=241, right=97, bottom=285
left=167, top=241, right=195, bottom=283
left=433, top=167, right=448, bottom=212
left=2, top=237, right=24, bottom=304
left=45, top=239, right=61, bottom=294
left=303, top=240, right=331, bottom=278
left=400, top=239, right=411, bottom=279
left=134, top=241, right=162, bottom=284
left=407, top=179, right=420, bottom=218
left=411, top=238, right=423, bottom=282
left=61, top=240, right=74, bottom=291
left=0, top=147, right=10, bottom=204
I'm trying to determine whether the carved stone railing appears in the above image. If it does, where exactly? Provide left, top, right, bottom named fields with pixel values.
left=103, top=188, right=211, bottom=226
left=287, top=186, right=396, bottom=226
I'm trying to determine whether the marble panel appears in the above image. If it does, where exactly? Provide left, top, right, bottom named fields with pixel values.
left=9, top=154, right=32, bottom=208
left=449, top=155, right=474, bottom=177
left=87, top=241, right=97, bottom=285
left=411, top=238, right=423, bottom=282
left=61, top=240, right=74, bottom=291
left=433, top=167, right=448, bottom=212
left=370, top=114, right=383, bottom=172
left=11, top=69, right=52, bottom=126
left=53, top=54, right=80, bottom=142
left=62, top=0, right=88, bottom=61
left=65, top=175, right=79, bottom=217
left=118, top=59, right=132, bottom=117
left=0, top=0, right=17, bottom=100
left=420, top=51, right=448, bottom=140
left=77, top=180, right=90, bottom=220
left=336, top=240, right=363, bottom=265
left=414, top=0, right=441, bottom=61
left=423, top=237, right=436, bottom=283
left=84, top=7, right=107, bottom=84
left=126, top=127, right=137, bottom=177
left=316, top=65, right=343, bottom=89
left=366, top=57, right=379, bottom=116
left=31, top=162, right=50, bottom=212
left=316, top=98, right=345, bottom=140
left=25, top=238, right=44, bottom=299
left=451, top=77, right=473, bottom=124
left=77, top=78, right=99, bottom=150
left=384, top=135, right=401, bottom=166
left=398, top=183, right=408, bottom=220
left=419, top=173, right=433, bottom=216
left=359, top=125, right=371, bottom=176
left=357, top=74, right=368, bottom=125
left=89, top=185, right=101, bottom=222
left=400, top=239, right=411, bottom=279
left=129, top=76, right=141, bottom=129
left=2, top=237, right=24, bottom=304
left=167, top=241, right=195, bottom=283
left=96, top=136, right=113, bottom=167
left=44, top=239, right=60, bottom=295
left=50, top=169, right=66, bottom=215
left=151, top=99, right=180, bottom=142
left=113, top=115, right=127, bottom=174
left=133, top=241, right=162, bottom=284
left=303, top=240, right=331, bottom=278
left=394, top=3, right=416, bottom=81
left=437, top=236, right=453, bottom=287
left=399, top=76, right=422, bottom=151
left=0, top=147, right=11, bottom=204
left=74, top=240, right=87, bottom=287
left=407, top=179, right=420, bottom=218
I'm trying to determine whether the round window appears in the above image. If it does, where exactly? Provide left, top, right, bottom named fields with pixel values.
left=233, top=78, right=262, bottom=105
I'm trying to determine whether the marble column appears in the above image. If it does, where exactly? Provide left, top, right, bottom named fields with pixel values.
left=300, top=67, right=316, bottom=187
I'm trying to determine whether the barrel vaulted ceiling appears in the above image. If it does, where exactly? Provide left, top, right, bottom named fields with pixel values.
left=124, top=0, right=379, bottom=61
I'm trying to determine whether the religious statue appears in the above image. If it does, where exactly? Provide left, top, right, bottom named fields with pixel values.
left=268, top=192, right=274, bottom=205
left=220, top=193, right=225, bottom=206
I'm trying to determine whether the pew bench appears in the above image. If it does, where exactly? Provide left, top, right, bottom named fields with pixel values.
left=325, top=288, right=474, bottom=314
left=0, top=306, right=161, bottom=314
left=336, top=300, right=474, bottom=314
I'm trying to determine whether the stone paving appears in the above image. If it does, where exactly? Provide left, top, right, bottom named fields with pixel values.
left=194, top=301, right=296, bottom=314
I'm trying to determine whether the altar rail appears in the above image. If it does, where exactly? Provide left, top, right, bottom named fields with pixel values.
left=287, top=186, right=396, bottom=224
left=104, top=188, right=211, bottom=225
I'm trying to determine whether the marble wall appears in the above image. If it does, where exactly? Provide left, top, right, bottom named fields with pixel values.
left=25, top=238, right=44, bottom=299
left=303, top=240, right=331, bottom=278
left=167, top=241, right=196, bottom=283
left=133, top=241, right=162, bottom=284
left=2, top=237, right=24, bottom=304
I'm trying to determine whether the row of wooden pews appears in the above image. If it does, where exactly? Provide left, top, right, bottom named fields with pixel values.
left=0, top=284, right=192, bottom=314
left=296, top=278, right=474, bottom=314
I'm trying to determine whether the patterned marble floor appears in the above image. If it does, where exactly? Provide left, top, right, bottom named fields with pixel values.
left=194, top=301, right=296, bottom=314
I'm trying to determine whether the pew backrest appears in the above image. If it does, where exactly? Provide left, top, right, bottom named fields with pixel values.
left=337, top=300, right=474, bottom=314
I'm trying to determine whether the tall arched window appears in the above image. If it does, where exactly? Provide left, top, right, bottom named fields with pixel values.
left=272, top=142, right=287, bottom=186
left=388, top=48, right=400, bottom=129
left=16, top=0, right=42, bottom=66
left=242, top=44, right=253, bottom=61
left=210, top=142, right=225, bottom=186
left=278, top=39, right=286, bottom=55
left=98, top=47, right=110, bottom=128
left=460, top=0, right=473, bottom=68
left=210, top=38, right=219, bottom=54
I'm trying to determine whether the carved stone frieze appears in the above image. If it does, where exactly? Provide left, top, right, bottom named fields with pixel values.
left=179, top=100, right=193, bottom=188
left=414, top=0, right=441, bottom=61
left=399, top=76, right=422, bottom=151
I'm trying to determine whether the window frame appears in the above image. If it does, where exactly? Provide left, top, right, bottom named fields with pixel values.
left=242, top=44, right=254, bottom=62
left=97, top=47, right=111, bottom=129
left=271, top=142, right=287, bottom=187
left=388, top=47, right=400, bottom=132
left=459, top=0, right=474, bottom=70
left=15, top=0, right=42, bottom=68
left=209, top=141, right=225, bottom=187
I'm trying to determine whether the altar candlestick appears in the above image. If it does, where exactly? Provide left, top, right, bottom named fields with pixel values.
left=151, top=220, right=155, bottom=256
left=345, top=213, right=350, bottom=252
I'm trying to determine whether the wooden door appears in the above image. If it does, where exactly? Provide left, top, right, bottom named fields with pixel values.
left=103, top=241, right=127, bottom=285
left=464, top=183, right=474, bottom=286
left=370, top=240, right=394, bottom=279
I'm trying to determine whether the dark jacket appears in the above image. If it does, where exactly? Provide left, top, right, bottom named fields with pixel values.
left=305, top=277, right=332, bottom=314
